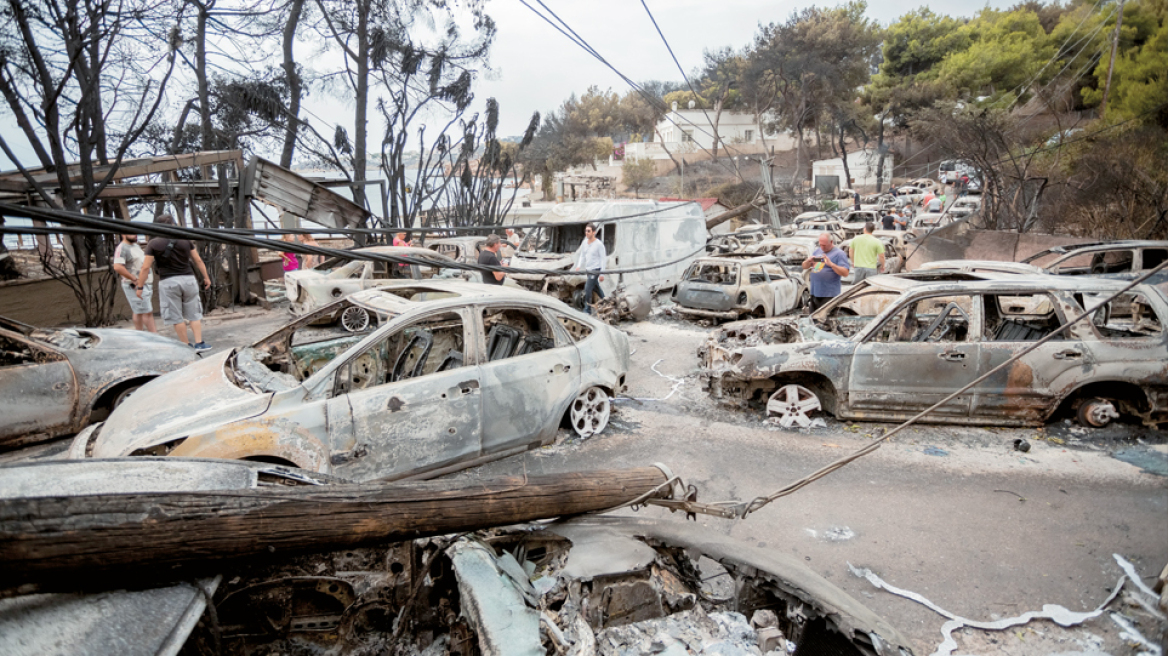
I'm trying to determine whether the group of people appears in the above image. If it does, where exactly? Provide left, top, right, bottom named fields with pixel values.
left=802, top=223, right=885, bottom=311
left=475, top=223, right=607, bottom=316
left=112, top=214, right=212, bottom=350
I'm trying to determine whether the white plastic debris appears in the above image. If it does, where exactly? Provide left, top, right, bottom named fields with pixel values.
left=848, top=563, right=1127, bottom=656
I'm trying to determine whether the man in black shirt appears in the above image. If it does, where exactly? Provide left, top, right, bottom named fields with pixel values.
left=135, top=215, right=213, bottom=350
left=881, top=211, right=897, bottom=231
left=477, top=234, right=506, bottom=285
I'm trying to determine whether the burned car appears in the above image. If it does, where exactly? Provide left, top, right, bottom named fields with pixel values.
left=426, top=236, right=519, bottom=286
left=706, top=224, right=779, bottom=255
left=840, top=233, right=909, bottom=283
left=839, top=210, right=882, bottom=239
left=920, top=241, right=1168, bottom=280
left=284, top=245, right=456, bottom=316
left=672, top=254, right=807, bottom=321
left=0, top=316, right=197, bottom=448
left=700, top=276, right=1168, bottom=428
left=71, top=281, right=629, bottom=481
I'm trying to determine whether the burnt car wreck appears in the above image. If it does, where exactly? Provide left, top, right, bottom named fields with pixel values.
left=70, top=281, right=629, bottom=481
left=700, top=275, right=1168, bottom=428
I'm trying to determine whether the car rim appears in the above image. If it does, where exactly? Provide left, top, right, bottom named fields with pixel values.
left=1078, top=398, right=1118, bottom=428
left=112, top=384, right=142, bottom=409
left=341, top=306, right=370, bottom=332
left=766, top=384, right=822, bottom=428
left=570, top=387, right=611, bottom=437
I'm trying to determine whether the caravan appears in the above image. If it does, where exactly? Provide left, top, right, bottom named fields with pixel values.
left=509, top=200, right=707, bottom=308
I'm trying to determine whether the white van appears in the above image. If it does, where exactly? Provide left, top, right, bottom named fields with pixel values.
left=510, top=200, right=707, bottom=308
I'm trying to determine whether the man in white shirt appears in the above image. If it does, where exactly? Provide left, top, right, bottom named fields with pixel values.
left=112, top=233, right=157, bottom=332
left=573, top=223, right=606, bottom=315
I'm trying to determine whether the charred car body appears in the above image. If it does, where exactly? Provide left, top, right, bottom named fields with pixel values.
left=700, top=275, right=1168, bottom=428
left=509, top=200, right=707, bottom=309
left=672, top=254, right=807, bottom=321
left=285, top=246, right=456, bottom=316
left=0, top=316, right=197, bottom=448
left=71, top=281, right=629, bottom=481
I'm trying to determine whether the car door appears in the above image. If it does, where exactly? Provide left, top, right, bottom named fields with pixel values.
left=763, top=263, right=799, bottom=316
left=0, top=329, right=77, bottom=443
left=972, top=292, right=1086, bottom=422
left=324, top=309, right=481, bottom=481
left=848, top=294, right=980, bottom=419
left=477, top=304, right=580, bottom=451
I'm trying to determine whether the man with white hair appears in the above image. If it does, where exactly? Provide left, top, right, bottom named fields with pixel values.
left=801, top=232, right=851, bottom=311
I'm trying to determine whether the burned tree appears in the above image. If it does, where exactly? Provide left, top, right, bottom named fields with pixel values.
left=0, top=0, right=178, bottom=325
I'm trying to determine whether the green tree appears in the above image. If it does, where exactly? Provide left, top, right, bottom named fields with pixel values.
left=1082, top=0, right=1168, bottom=127
left=931, top=8, right=1056, bottom=104
left=621, top=157, right=656, bottom=198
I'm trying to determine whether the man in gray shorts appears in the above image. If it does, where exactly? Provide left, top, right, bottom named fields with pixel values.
left=112, top=232, right=157, bottom=332
left=135, top=215, right=213, bottom=350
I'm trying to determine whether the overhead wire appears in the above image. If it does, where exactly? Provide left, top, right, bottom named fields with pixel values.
left=0, top=201, right=709, bottom=278
left=518, top=0, right=748, bottom=183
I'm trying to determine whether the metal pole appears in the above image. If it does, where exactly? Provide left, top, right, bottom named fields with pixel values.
left=758, top=156, right=781, bottom=228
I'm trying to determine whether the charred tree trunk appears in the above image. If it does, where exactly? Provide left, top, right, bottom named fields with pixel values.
left=0, top=467, right=669, bottom=592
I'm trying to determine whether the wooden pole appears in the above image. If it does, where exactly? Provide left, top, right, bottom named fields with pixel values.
left=0, top=467, right=668, bottom=590
left=1100, top=0, right=1126, bottom=117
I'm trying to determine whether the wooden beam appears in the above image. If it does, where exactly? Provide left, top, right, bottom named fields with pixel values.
left=245, top=158, right=369, bottom=229
left=0, top=151, right=242, bottom=187
left=0, top=467, right=668, bottom=590
left=706, top=199, right=763, bottom=231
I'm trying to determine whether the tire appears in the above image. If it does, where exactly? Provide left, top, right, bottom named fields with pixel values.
left=570, top=386, right=611, bottom=437
left=766, top=384, right=823, bottom=428
left=799, top=289, right=812, bottom=311
left=112, top=384, right=143, bottom=409
left=1077, top=397, right=1119, bottom=428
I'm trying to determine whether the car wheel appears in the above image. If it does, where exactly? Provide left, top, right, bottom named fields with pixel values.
left=570, top=386, right=611, bottom=437
left=1077, top=397, right=1119, bottom=428
left=112, top=384, right=143, bottom=409
left=341, top=306, right=370, bottom=332
left=766, top=384, right=822, bottom=428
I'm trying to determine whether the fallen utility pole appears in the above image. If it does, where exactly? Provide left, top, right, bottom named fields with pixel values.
left=705, top=195, right=765, bottom=231
left=0, top=467, right=669, bottom=592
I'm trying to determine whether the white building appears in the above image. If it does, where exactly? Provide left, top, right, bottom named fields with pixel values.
left=811, top=148, right=894, bottom=193
left=622, top=105, right=795, bottom=163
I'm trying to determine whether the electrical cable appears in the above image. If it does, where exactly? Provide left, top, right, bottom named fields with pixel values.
left=519, top=0, right=748, bottom=183
left=0, top=201, right=709, bottom=278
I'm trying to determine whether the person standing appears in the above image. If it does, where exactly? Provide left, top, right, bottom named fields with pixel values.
left=281, top=234, right=300, bottom=272
left=802, top=232, right=850, bottom=311
left=881, top=210, right=897, bottom=231
left=112, top=233, right=157, bottom=333
left=504, top=228, right=522, bottom=247
left=852, top=190, right=861, bottom=211
left=573, top=223, right=606, bottom=315
left=299, top=233, right=321, bottom=269
left=848, top=222, right=885, bottom=283
left=477, top=234, right=507, bottom=285
left=136, top=215, right=212, bottom=350
left=393, top=232, right=412, bottom=247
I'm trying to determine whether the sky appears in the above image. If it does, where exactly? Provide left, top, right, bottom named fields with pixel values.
left=0, top=0, right=1016, bottom=169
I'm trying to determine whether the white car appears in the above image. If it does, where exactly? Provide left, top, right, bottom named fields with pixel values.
left=71, top=282, right=630, bottom=482
left=285, top=246, right=457, bottom=316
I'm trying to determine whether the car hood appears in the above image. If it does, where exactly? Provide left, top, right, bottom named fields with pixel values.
left=699, top=316, right=840, bottom=368
left=510, top=253, right=576, bottom=272
left=90, top=349, right=273, bottom=458
left=64, top=329, right=198, bottom=401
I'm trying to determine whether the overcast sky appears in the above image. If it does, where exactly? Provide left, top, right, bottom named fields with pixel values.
left=476, top=0, right=1011, bottom=138
left=1, top=0, right=1014, bottom=169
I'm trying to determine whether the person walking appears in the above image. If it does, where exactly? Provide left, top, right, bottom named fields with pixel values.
left=573, top=223, right=606, bottom=315
left=477, top=234, right=507, bottom=285
left=802, top=232, right=850, bottom=311
left=135, top=215, right=212, bottom=350
left=112, top=233, right=157, bottom=333
left=881, top=210, right=897, bottom=231
left=848, top=222, right=885, bottom=283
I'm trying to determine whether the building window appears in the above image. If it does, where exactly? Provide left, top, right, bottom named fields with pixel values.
left=744, top=130, right=754, bottom=142
left=682, top=130, right=694, bottom=142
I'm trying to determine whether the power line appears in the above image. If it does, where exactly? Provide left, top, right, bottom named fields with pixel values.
left=519, top=0, right=748, bottom=183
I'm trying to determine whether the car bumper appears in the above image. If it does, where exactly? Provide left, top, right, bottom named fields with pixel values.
left=675, top=307, right=743, bottom=320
